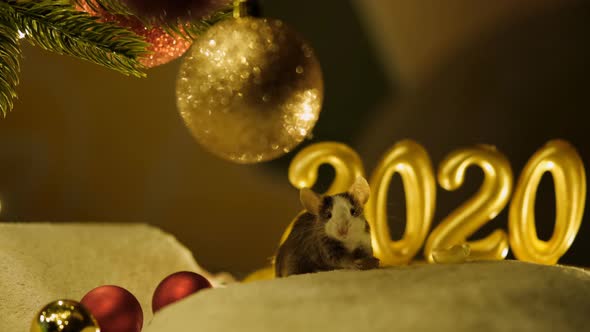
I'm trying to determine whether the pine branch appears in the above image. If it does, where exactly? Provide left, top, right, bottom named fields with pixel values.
left=74, top=0, right=135, bottom=17
left=0, top=14, right=22, bottom=117
left=7, top=0, right=149, bottom=78
left=75, top=0, right=233, bottom=41
left=0, top=0, right=234, bottom=115
left=169, top=8, right=233, bottom=40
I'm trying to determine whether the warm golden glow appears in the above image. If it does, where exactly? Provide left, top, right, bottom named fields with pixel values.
left=245, top=139, right=586, bottom=281
left=509, top=140, right=586, bottom=264
left=424, top=145, right=513, bottom=262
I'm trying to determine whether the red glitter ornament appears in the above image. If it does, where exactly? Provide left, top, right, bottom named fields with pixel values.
left=152, top=271, right=212, bottom=313
left=81, top=285, right=143, bottom=332
left=76, top=2, right=192, bottom=68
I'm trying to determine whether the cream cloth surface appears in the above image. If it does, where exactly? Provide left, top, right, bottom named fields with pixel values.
left=0, top=222, right=224, bottom=332
left=2, top=223, right=589, bottom=332
left=146, top=261, right=590, bottom=332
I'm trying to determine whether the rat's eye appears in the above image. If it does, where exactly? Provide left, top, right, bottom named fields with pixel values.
left=350, top=208, right=356, bottom=216
left=326, top=212, right=332, bottom=219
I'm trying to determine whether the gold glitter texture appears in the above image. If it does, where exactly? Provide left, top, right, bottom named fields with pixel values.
left=77, top=2, right=192, bottom=68
left=176, top=17, right=324, bottom=163
left=30, top=300, right=100, bottom=332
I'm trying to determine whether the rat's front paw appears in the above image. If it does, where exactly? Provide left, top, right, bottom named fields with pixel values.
left=354, top=256, right=380, bottom=270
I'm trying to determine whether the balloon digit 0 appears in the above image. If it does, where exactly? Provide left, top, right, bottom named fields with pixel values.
left=367, top=140, right=436, bottom=265
left=508, top=140, right=586, bottom=264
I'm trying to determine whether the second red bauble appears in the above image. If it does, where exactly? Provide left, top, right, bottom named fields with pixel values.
left=152, top=271, right=212, bottom=313
left=81, top=285, right=143, bottom=332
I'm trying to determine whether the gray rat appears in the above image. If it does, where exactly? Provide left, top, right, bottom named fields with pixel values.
left=275, top=176, right=380, bottom=277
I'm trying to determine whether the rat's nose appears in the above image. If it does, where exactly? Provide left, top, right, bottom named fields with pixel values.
left=337, top=226, right=349, bottom=237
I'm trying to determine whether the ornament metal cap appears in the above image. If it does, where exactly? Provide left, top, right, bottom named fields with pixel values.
left=233, top=0, right=261, bottom=18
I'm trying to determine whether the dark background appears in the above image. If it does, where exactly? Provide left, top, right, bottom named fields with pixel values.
left=0, top=0, right=588, bottom=276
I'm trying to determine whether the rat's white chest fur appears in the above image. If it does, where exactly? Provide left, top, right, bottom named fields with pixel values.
left=325, top=196, right=372, bottom=252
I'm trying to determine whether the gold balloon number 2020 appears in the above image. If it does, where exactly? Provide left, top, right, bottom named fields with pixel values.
left=286, top=139, right=586, bottom=266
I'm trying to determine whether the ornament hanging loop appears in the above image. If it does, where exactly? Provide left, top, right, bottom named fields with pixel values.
left=233, top=0, right=261, bottom=18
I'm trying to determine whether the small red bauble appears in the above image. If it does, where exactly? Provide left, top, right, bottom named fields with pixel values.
left=81, top=285, right=143, bottom=332
left=76, top=1, right=192, bottom=68
left=152, top=271, right=212, bottom=313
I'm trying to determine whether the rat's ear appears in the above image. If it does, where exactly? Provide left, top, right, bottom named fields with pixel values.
left=348, top=176, right=370, bottom=205
left=300, top=188, right=322, bottom=215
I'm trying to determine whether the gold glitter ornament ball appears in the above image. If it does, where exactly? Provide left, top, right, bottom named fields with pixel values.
left=176, top=17, right=324, bottom=163
left=30, top=300, right=100, bottom=332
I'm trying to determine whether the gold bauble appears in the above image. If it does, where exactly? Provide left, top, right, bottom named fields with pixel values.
left=176, top=17, right=324, bottom=163
left=242, top=266, right=275, bottom=282
left=31, top=299, right=100, bottom=332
